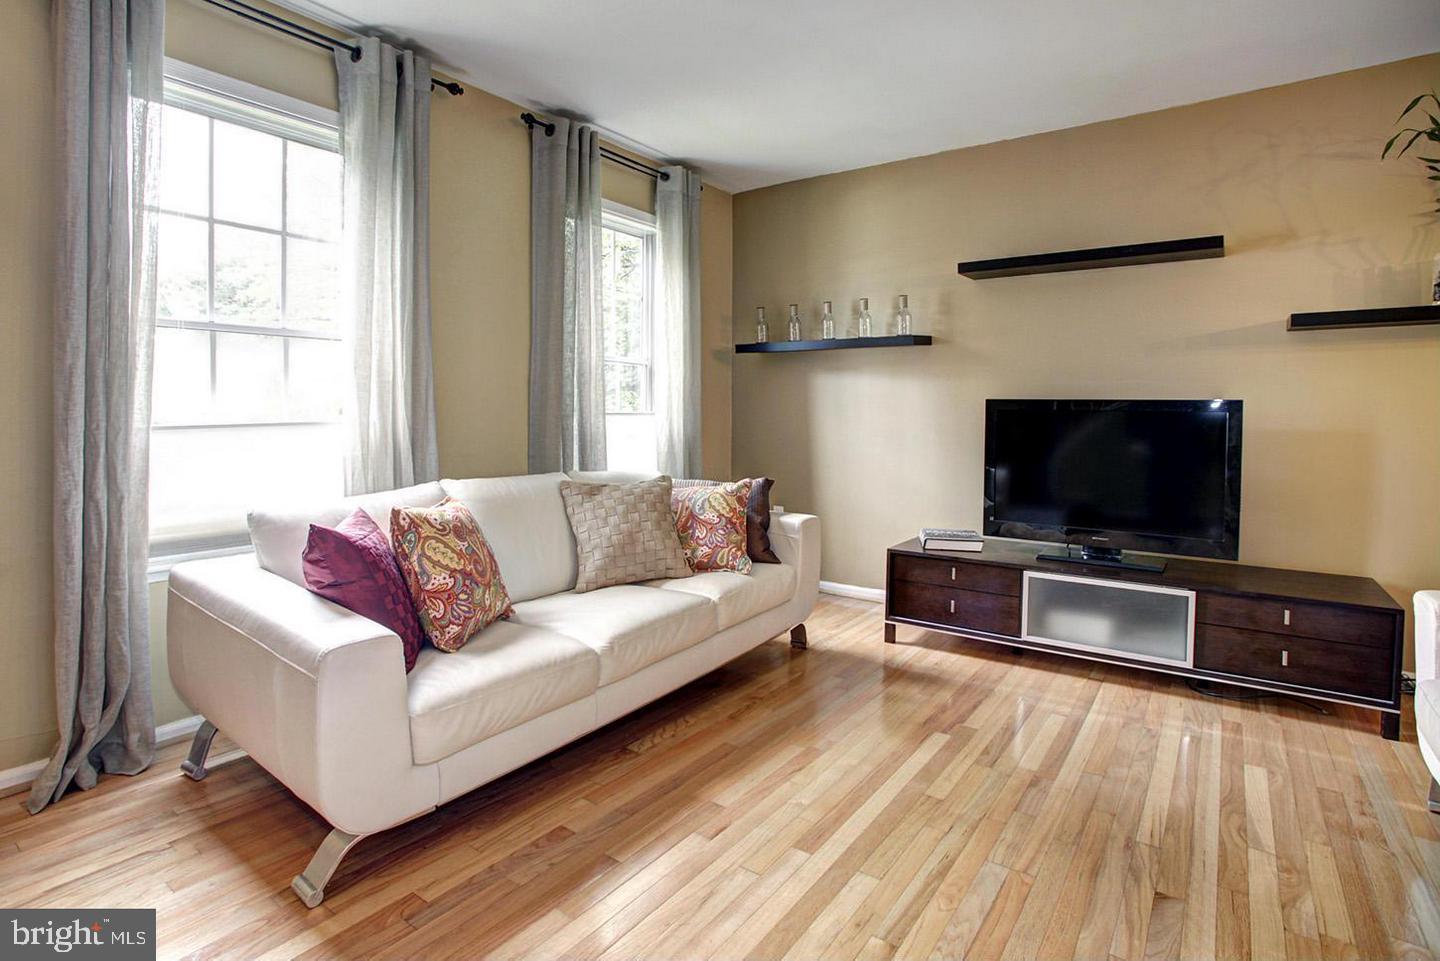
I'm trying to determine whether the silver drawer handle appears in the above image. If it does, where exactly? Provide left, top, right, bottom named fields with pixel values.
left=950, top=599, right=956, bottom=614
left=1283, top=609, right=1291, bottom=626
left=1281, top=650, right=1289, bottom=667
left=951, top=567, right=956, bottom=581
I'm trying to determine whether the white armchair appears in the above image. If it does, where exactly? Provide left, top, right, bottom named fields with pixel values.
left=1415, top=591, right=1440, bottom=812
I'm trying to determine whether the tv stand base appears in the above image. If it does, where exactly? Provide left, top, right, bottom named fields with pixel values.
left=885, top=537, right=1405, bottom=740
left=1035, top=548, right=1166, bottom=573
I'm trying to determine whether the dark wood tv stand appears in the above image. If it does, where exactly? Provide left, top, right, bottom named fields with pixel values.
left=884, top=539, right=1406, bottom=738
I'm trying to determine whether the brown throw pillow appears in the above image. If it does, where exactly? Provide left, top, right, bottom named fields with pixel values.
left=559, top=477, right=693, bottom=592
left=675, top=476, right=779, bottom=563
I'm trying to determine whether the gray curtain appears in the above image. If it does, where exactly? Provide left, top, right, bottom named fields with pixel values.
left=529, top=118, right=606, bottom=473
left=654, top=165, right=703, bottom=477
left=30, top=0, right=164, bottom=814
left=335, top=37, right=440, bottom=495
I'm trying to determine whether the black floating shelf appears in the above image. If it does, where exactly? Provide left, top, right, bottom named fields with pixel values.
left=957, top=235, right=1224, bottom=279
left=1288, top=304, right=1440, bottom=331
left=735, top=334, right=933, bottom=354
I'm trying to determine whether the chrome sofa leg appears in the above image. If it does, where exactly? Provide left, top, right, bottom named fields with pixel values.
left=790, top=624, right=808, bottom=649
left=291, top=829, right=365, bottom=908
left=1429, top=779, right=1440, bottom=815
left=180, top=720, right=218, bottom=781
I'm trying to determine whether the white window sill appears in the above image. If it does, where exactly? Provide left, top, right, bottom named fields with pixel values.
left=148, top=544, right=255, bottom=582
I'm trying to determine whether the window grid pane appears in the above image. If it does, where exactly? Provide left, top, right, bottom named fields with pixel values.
left=151, top=84, right=344, bottom=554
left=600, top=220, right=654, bottom=415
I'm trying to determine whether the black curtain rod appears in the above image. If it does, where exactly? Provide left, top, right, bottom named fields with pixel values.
left=521, top=112, right=670, bottom=181
left=200, top=0, right=464, bottom=96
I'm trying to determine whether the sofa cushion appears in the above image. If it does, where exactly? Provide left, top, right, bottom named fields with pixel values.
left=407, top=620, right=600, bottom=764
left=302, top=509, right=428, bottom=672
left=440, top=473, right=577, bottom=602
left=250, top=482, right=446, bottom=587
left=391, top=499, right=514, bottom=653
left=511, top=585, right=718, bottom=685
left=646, top=563, right=797, bottom=630
left=567, top=470, right=659, bottom=486
left=559, top=478, right=692, bottom=592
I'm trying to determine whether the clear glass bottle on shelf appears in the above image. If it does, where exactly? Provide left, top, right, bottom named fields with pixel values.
left=787, top=304, right=802, bottom=341
left=755, top=306, right=768, bottom=344
left=896, top=294, right=912, bottom=335
left=857, top=298, right=873, bottom=337
left=821, top=301, right=835, bottom=339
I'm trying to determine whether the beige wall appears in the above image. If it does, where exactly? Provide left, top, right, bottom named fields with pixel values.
left=0, top=0, right=59, bottom=775
left=0, top=0, right=732, bottom=772
left=732, top=54, right=1440, bottom=664
left=701, top=184, right=734, bottom=478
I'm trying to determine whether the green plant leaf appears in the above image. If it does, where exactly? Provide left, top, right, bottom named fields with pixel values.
left=1396, top=91, right=1440, bottom=121
left=1398, top=129, right=1428, bottom=157
left=1384, top=127, right=1422, bottom=157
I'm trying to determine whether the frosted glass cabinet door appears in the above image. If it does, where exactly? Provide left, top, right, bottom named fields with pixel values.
left=1022, top=572, right=1194, bottom=666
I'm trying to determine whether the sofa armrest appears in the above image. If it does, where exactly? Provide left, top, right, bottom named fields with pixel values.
left=1417, top=591, right=1440, bottom=684
left=169, top=554, right=402, bottom=676
left=770, top=512, right=820, bottom=613
left=167, top=554, right=437, bottom=835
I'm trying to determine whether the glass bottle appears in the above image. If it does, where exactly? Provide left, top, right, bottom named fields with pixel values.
left=857, top=298, right=873, bottom=337
left=787, top=304, right=802, bottom=341
left=821, top=301, right=835, bottom=339
left=896, top=294, right=912, bottom=335
left=755, top=306, right=768, bottom=344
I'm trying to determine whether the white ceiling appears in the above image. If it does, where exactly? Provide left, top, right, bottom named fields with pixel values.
left=288, top=0, right=1440, bottom=193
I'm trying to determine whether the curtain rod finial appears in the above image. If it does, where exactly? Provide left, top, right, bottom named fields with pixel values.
left=521, top=112, right=556, bottom=136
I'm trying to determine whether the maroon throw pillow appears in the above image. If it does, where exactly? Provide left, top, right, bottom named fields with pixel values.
left=675, top=476, right=780, bottom=564
left=302, top=508, right=427, bottom=672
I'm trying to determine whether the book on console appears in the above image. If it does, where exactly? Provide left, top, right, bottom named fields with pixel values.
left=919, top=528, right=984, bottom=552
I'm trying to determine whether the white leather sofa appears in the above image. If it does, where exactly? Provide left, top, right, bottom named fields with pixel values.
left=166, top=472, right=819, bottom=907
left=1414, top=591, right=1440, bottom=811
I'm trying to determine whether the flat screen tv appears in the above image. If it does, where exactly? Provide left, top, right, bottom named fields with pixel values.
left=984, top=399, right=1242, bottom=564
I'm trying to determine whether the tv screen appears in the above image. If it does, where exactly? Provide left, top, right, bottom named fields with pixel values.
left=984, top=399, right=1242, bottom=560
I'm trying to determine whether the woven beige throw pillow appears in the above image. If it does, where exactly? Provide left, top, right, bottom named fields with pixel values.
left=559, top=476, right=693, bottom=592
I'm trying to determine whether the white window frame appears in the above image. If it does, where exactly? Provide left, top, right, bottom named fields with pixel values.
left=600, top=200, right=657, bottom=416
left=149, top=61, right=344, bottom=572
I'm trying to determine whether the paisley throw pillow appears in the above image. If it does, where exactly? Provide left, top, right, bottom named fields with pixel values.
left=390, top=498, right=514, bottom=652
left=671, top=480, right=754, bottom=574
left=676, top=476, right=779, bottom=563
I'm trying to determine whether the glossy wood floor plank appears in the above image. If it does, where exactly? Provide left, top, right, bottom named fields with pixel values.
left=2, top=595, right=1436, bottom=961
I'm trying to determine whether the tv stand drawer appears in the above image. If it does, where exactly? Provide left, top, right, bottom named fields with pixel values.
left=1194, top=624, right=1392, bottom=699
left=889, top=580, right=1021, bottom=637
left=1196, top=594, right=1393, bottom=648
left=890, top=555, right=1020, bottom=596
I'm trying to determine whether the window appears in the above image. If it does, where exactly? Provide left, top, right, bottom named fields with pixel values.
left=149, top=63, right=346, bottom=559
left=601, top=202, right=658, bottom=472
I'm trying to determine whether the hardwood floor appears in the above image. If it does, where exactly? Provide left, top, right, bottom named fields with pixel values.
left=3, top=595, right=1439, bottom=960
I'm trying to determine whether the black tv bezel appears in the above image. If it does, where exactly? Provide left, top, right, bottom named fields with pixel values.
left=983, top=398, right=1243, bottom=562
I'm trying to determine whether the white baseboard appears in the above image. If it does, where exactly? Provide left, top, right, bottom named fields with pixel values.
left=820, top=580, right=886, bottom=603
left=0, top=759, right=47, bottom=797
left=155, top=714, right=205, bottom=746
left=0, top=714, right=204, bottom=797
